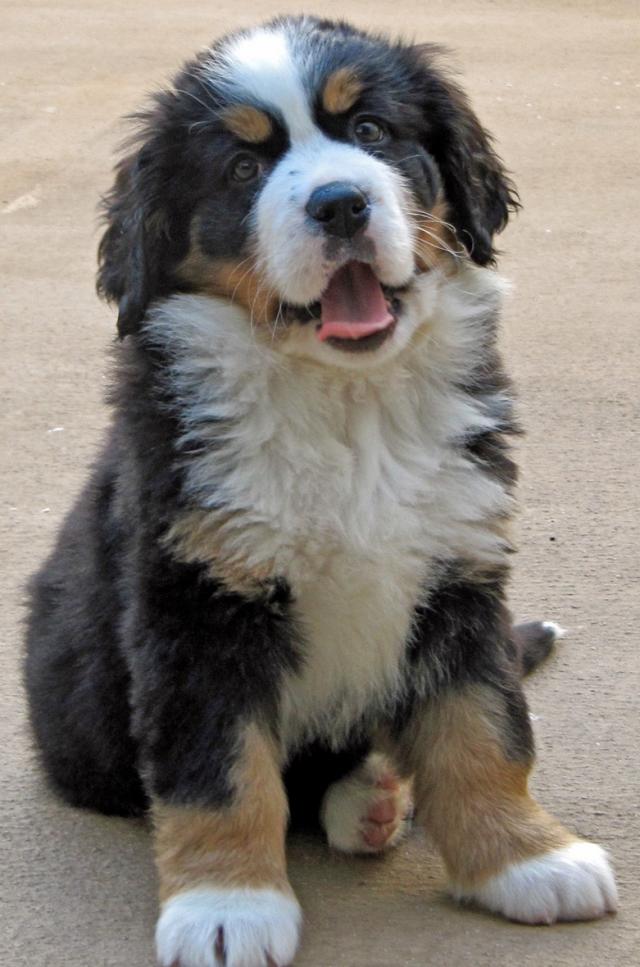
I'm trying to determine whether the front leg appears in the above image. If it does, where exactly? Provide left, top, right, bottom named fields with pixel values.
left=391, top=570, right=618, bottom=924
left=126, top=557, right=302, bottom=967
left=154, top=725, right=300, bottom=967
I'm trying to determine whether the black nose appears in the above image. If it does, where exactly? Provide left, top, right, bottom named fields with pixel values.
left=305, top=182, right=370, bottom=239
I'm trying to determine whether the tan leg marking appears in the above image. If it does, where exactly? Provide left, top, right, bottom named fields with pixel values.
left=399, top=685, right=573, bottom=889
left=154, top=725, right=291, bottom=903
left=321, top=67, right=363, bottom=114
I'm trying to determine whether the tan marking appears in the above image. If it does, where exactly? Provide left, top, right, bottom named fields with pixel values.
left=163, top=509, right=276, bottom=596
left=453, top=521, right=516, bottom=586
left=222, top=104, right=272, bottom=143
left=452, top=559, right=507, bottom=588
left=154, top=725, right=290, bottom=903
left=322, top=67, right=363, bottom=114
left=394, top=685, right=574, bottom=888
left=413, top=197, right=462, bottom=274
left=209, top=258, right=279, bottom=326
left=178, top=242, right=279, bottom=327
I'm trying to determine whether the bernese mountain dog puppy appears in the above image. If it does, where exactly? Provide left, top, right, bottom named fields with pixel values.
left=25, top=15, right=617, bottom=967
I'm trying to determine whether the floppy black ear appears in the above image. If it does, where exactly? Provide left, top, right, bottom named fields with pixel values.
left=419, top=56, right=520, bottom=265
left=97, top=148, right=167, bottom=338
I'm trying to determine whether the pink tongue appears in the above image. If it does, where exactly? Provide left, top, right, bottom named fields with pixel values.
left=317, top=261, right=394, bottom=341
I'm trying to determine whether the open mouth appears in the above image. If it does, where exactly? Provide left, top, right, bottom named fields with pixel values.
left=286, top=261, right=402, bottom=353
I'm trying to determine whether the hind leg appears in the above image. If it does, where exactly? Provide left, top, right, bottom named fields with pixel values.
left=25, top=588, right=146, bottom=816
left=320, top=752, right=412, bottom=854
left=25, top=615, right=146, bottom=816
left=25, top=476, right=146, bottom=817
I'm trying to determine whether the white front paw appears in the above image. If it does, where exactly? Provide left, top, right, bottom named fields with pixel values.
left=156, top=887, right=302, bottom=967
left=456, top=841, right=618, bottom=924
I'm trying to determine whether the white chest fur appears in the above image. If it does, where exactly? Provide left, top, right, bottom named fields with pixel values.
left=150, top=266, right=513, bottom=751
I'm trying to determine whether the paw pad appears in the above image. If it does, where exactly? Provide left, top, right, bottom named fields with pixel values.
left=321, top=754, right=412, bottom=854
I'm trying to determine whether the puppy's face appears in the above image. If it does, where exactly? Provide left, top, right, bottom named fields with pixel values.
left=98, top=18, right=517, bottom=368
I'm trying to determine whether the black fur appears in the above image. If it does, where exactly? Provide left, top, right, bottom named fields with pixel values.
left=25, top=458, right=148, bottom=816
left=392, top=564, right=534, bottom=764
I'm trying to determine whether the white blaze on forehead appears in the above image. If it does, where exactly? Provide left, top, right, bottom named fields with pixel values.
left=216, top=27, right=316, bottom=142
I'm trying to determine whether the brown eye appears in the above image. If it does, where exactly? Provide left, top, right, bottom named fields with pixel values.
left=231, top=155, right=261, bottom=183
left=354, top=118, right=385, bottom=144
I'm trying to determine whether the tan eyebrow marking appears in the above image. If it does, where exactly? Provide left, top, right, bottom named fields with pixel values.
left=222, top=104, right=273, bottom=143
left=322, top=67, right=363, bottom=114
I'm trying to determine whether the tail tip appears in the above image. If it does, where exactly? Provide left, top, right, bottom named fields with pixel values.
left=541, top=621, right=568, bottom=642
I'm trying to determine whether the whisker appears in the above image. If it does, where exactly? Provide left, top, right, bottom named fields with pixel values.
left=270, top=300, right=286, bottom=342
left=412, top=225, right=466, bottom=259
left=188, top=118, right=217, bottom=134
left=228, top=256, right=260, bottom=304
left=248, top=274, right=278, bottom=335
left=401, top=202, right=469, bottom=259
left=403, top=206, right=459, bottom=236
left=173, top=87, right=218, bottom=117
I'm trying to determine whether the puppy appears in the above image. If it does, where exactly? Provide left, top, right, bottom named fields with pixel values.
left=25, top=15, right=617, bottom=967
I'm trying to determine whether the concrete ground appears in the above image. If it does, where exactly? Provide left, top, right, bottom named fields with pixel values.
left=1, top=1, right=638, bottom=964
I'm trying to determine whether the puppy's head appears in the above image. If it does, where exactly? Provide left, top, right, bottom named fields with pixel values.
left=98, top=17, right=517, bottom=367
